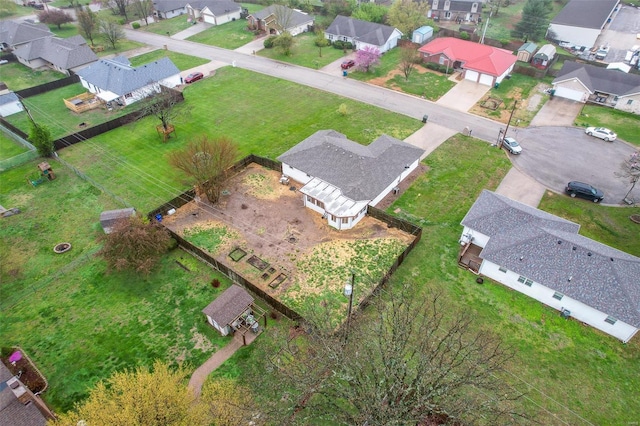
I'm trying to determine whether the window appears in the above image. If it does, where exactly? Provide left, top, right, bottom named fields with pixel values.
left=328, top=35, right=333, bottom=41
left=125, top=93, right=132, bottom=98
left=342, top=217, right=349, bottom=224
left=517, top=276, right=533, bottom=286
left=553, top=292, right=564, bottom=301
left=432, top=0, right=438, bottom=9
left=605, top=316, right=617, bottom=325
left=307, top=195, right=312, bottom=202
left=627, top=99, right=633, bottom=105
left=317, top=201, right=324, bottom=209
left=498, top=266, right=507, bottom=273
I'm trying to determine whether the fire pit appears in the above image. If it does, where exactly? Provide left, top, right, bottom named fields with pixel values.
left=630, top=215, right=640, bottom=224
left=53, top=242, right=71, bottom=253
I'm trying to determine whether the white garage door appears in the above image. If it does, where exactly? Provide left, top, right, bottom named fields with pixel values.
left=203, top=13, right=215, bottom=24
left=554, top=86, right=585, bottom=102
left=479, top=73, right=494, bottom=86
left=465, top=70, right=479, bottom=82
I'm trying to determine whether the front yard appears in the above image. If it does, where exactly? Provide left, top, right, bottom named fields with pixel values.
left=128, top=49, right=209, bottom=71
left=187, top=17, right=259, bottom=50
left=575, top=105, right=640, bottom=146
left=258, top=32, right=348, bottom=69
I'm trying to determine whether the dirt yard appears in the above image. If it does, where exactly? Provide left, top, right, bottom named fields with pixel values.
left=162, top=164, right=421, bottom=320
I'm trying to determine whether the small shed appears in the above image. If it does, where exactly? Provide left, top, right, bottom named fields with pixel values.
left=202, top=285, right=256, bottom=337
left=99, top=207, right=136, bottom=234
left=412, top=26, right=434, bottom=45
left=531, top=44, right=556, bottom=69
left=516, top=42, right=537, bottom=62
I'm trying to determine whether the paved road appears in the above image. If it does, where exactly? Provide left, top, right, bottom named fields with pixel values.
left=123, top=29, right=505, bottom=144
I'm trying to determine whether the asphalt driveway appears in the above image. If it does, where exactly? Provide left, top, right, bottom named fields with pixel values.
left=511, top=127, right=638, bottom=204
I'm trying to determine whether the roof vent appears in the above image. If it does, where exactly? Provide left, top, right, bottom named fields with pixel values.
left=610, top=257, right=614, bottom=262
left=519, top=256, right=524, bottom=261
left=587, top=252, right=592, bottom=256
left=572, top=246, right=576, bottom=251
left=558, top=240, right=562, bottom=244
left=568, top=276, right=572, bottom=282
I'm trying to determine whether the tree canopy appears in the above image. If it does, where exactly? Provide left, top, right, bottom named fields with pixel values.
left=29, top=122, right=53, bottom=157
left=512, top=0, right=551, bottom=41
left=386, top=0, right=429, bottom=38
left=355, top=46, right=381, bottom=73
left=77, top=6, right=100, bottom=45
left=37, top=10, right=74, bottom=29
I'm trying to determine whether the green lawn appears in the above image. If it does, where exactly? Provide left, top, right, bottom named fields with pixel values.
left=575, top=105, right=640, bottom=146
left=48, top=24, right=79, bottom=38
left=95, top=40, right=147, bottom=57
left=141, top=15, right=194, bottom=36
left=4, top=83, right=135, bottom=141
left=0, top=62, right=67, bottom=91
left=348, top=48, right=402, bottom=81
left=129, top=49, right=209, bottom=71
left=57, top=66, right=422, bottom=212
left=384, top=66, right=455, bottom=101
left=186, top=18, right=258, bottom=50
left=0, top=132, right=30, bottom=161
left=258, top=32, right=348, bottom=69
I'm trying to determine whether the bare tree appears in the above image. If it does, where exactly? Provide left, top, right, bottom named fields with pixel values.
left=100, top=18, right=125, bottom=49
left=77, top=6, right=100, bottom=45
left=272, top=4, right=294, bottom=33
left=102, top=0, right=130, bottom=20
left=139, top=90, right=185, bottom=140
left=616, top=151, right=640, bottom=202
left=400, top=45, right=421, bottom=81
left=131, top=0, right=153, bottom=25
left=169, top=136, right=239, bottom=204
left=271, top=285, right=527, bottom=425
left=37, top=9, right=74, bottom=29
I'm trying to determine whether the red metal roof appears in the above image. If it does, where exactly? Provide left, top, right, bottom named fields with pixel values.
left=418, top=37, right=516, bottom=77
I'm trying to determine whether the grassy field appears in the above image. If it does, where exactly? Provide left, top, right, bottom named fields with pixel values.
left=48, top=24, right=79, bottom=38
left=4, top=83, right=135, bottom=141
left=575, top=105, right=640, bottom=146
left=141, top=15, right=194, bottom=36
left=384, top=65, right=456, bottom=101
left=0, top=132, right=30, bottom=161
left=57, top=66, right=422, bottom=212
left=187, top=19, right=257, bottom=50
left=95, top=39, right=147, bottom=57
left=0, top=62, right=67, bottom=91
left=258, top=32, right=348, bottom=69
left=128, top=49, right=209, bottom=71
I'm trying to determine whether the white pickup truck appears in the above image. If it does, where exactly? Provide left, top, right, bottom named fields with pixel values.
left=595, top=46, right=610, bottom=60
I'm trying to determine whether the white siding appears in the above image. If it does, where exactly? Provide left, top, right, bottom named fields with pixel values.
left=547, top=24, right=601, bottom=49
left=460, top=226, right=489, bottom=248
left=615, top=93, right=640, bottom=115
left=370, top=158, right=420, bottom=206
left=281, top=163, right=313, bottom=186
left=495, top=63, right=514, bottom=84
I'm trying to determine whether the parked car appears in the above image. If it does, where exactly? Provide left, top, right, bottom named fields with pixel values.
left=341, top=60, right=355, bottom=70
left=27, top=1, right=44, bottom=9
left=585, top=126, right=617, bottom=142
left=565, top=181, right=604, bottom=202
left=184, top=72, right=204, bottom=84
left=502, top=137, right=522, bottom=154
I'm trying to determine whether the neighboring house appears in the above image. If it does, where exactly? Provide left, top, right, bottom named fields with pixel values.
left=247, top=5, right=314, bottom=36
left=325, top=15, right=402, bottom=54
left=152, top=0, right=188, bottom=19
left=530, top=44, right=556, bottom=69
left=428, top=0, right=483, bottom=23
left=0, top=363, right=54, bottom=425
left=552, top=61, right=640, bottom=114
left=459, top=190, right=640, bottom=343
left=412, top=26, right=433, bottom=45
left=202, top=285, right=261, bottom=339
left=419, top=37, right=516, bottom=86
left=516, top=42, right=537, bottom=63
left=277, top=130, right=424, bottom=231
left=547, top=0, right=619, bottom=49
left=99, top=207, right=136, bottom=234
left=76, top=56, right=181, bottom=106
left=185, top=0, right=241, bottom=25
left=0, top=92, right=24, bottom=117
left=0, top=20, right=52, bottom=52
left=13, top=35, right=98, bottom=75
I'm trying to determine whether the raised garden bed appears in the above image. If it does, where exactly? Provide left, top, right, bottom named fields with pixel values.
left=229, top=247, right=247, bottom=262
left=247, top=254, right=269, bottom=271
left=269, top=273, right=287, bottom=289
left=480, top=97, right=503, bottom=110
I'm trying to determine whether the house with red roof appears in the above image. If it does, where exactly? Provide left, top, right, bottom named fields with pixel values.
left=418, top=37, right=517, bottom=87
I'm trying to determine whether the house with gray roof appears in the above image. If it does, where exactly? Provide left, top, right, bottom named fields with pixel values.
left=325, top=16, right=402, bottom=54
left=459, top=190, right=640, bottom=343
left=185, top=0, right=241, bottom=25
left=278, top=130, right=424, bottom=230
left=76, top=56, right=181, bottom=106
left=428, top=0, right=483, bottom=23
left=552, top=61, right=640, bottom=114
left=247, top=5, right=314, bottom=36
left=0, top=363, right=53, bottom=426
left=13, top=34, right=97, bottom=75
left=546, top=0, right=619, bottom=49
left=0, top=20, right=52, bottom=52
left=152, top=0, right=188, bottom=19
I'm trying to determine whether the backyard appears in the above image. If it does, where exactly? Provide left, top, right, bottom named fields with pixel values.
left=0, top=132, right=29, bottom=161
left=0, top=62, right=66, bottom=91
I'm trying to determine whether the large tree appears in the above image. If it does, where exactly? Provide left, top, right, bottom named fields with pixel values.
left=351, top=2, right=387, bottom=23
left=399, top=44, right=421, bottom=81
left=131, top=0, right=153, bottom=25
left=355, top=46, right=381, bottom=73
left=98, top=214, right=173, bottom=274
left=273, top=31, right=295, bottom=56
left=386, top=0, right=429, bottom=38
left=139, top=90, right=184, bottom=140
left=272, top=285, right=526, bottom=424
left=512, top=0, right=551, bottom=41
left=77, top=6, right=100, bottom=45
left=99, top=18, right=125, bottom=49
left=168, top=136, right=239, bottom=204
left=37, top=9, right=74, bottom=30
left=103, top=0, right=130, bottom=20
left=29, top=122, right=53, bottom=157
left=616, top=151, right=640, bottom=202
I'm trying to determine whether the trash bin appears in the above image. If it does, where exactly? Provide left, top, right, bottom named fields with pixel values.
left=494, top=82, right=500, bottom=89
left=422, top=114, right=428, bottom=123
left=342, top=70, right=348, bottom=77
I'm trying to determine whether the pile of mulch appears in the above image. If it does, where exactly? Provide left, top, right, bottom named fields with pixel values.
left=0, top=348, right=47, bottom=393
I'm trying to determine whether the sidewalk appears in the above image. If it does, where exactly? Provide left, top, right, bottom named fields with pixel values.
left=404, top=122, right=456, bottom=159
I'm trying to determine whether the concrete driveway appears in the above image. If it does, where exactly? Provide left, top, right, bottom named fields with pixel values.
left=172, top=22, right=212, bottom=40
left=234, top=35, right=268, bottom=55
left=319, top=52, right=357, bottom=75
left=529, top=97, right=583, bottom=127
left=436, top=79, right=490, bottom=112
left=511, top=126, right=638, bottom=204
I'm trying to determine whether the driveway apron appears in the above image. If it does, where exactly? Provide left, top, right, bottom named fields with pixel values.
left=436, top=79, right=490, bottom=112
left=530, top=97, right=583, bottom=127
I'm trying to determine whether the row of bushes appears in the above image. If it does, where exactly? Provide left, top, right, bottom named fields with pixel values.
left=424, top=62, right=453, bottom=74
left=330, top=40, right=354, bottom=50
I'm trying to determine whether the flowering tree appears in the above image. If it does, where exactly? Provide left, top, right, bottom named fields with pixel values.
left=355, top=46, right=381, bottom=73
left=617, top=151, right=640, bottom=202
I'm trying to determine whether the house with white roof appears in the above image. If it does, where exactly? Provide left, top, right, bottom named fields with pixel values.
left=325, top=16, right=402, bottom=53
left=546, top=0, right=619, bottom=49
left=76, top=56, right=181, bottom=106
left=459, top=190, right=640, bottom=343
left=277, top=130, right=424, bottom=230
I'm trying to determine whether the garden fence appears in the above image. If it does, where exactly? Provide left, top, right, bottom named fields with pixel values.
left=0, top=117, right=29, bottom=139
left=0, top=125, right=38, bottom=171
left=15, top=74, right=79, bottom=99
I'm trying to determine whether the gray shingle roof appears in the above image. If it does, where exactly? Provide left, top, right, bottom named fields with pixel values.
left=13, top=35, right=97, bottom=70
left=463, top=190, right=640, bottom=328
left=0, top=364, right=47, bottom=426
left=0, top=20, right=52, bottom=48
left=0, top=92, right=19, bottom=106
left=152, top=0, right=188, bottom=12
left=250, top=5, right=313, bottom=29
left=325, top=15, right=402, bottom=45
left=76, top=57, right=180, bottom=96
left=553, top=61, right=640, bottom=97
left=187, top=0, right=240, bottom=15
left=277, top=130, right=424, bottom=202
left=429, top=0, right=483, bottom=13
left=202, top=285, right=254, bottom=326
left=551, top=0, right=618, bottom=29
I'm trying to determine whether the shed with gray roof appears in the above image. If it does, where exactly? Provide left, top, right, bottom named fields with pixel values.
left=278, top=130, right=424, bottom=230
left=546, top=0, right=619, bottom=49
left=202, top=285, right=255, bottom=336
left=0, top=92, right=23, bottom=117
left=459, top=190, right=640, bottom=343
left=325, top=16, right=402, bottom=53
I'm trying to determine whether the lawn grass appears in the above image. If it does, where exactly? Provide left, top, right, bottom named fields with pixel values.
left=57, top=66, right=422, bottom=212
left=384, top=66, right=455, bottom=101
left=575, top=105, right=640, bottom=146
left=3, top=83, right=135, bottom=140
left=128, top=49, right=209, bottom=71
left=186, top=18, right=257, bottom=50
left=140, top=15, right=194, bottom=36
left=95, top=39, right=147, bottom=57
left=347, top=48, right=402, bottom=81
left=257, top=32, right=348, bottom=69
left=0, top=62, right=67, bottom=91
left=48, top=23, right=79, bottom=38
left=0, top=132, right=30, bottom=161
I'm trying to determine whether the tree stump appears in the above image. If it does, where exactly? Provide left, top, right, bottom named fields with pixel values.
left=156, top=124, right=176, bottom=142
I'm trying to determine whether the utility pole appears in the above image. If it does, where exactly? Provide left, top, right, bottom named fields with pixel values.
left=499, top=100, right=518, bottom=149
left=480, top=10, right=492, bottom=44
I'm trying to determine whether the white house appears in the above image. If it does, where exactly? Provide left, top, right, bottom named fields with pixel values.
left=152, top=0, right=188, bottom=19
left=202, top=285, right=256, bottom=336
left=0, top=92, right=24, bottom=117
left=552, top=61, right=640, bottom=114
left=247, top=5, right=314, bottom=36
left=325, top=15, right=402, bottom=54
left=277, top=130, right=424, bottom=231
left=546, top=0, right=619, bottom=49
left=185, top=0, right=241, bottom=25
left=76, top=56, right=181, bottom=106
left=459, top=190, right=640, bottom=343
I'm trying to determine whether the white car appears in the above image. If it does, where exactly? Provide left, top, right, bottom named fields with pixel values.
left=585, top=127, right=617, bottom=142
left=502, top=137, right=522, bottom=154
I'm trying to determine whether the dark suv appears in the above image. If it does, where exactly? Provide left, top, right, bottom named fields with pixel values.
left=565, top=181, right=604, bottom=203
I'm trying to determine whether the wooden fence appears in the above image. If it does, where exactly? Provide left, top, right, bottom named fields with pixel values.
left=15, top=74, right=79, bottom=99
